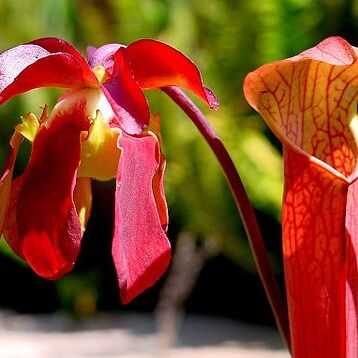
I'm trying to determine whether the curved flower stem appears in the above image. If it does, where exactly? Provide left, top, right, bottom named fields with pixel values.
left=162, top=86, right=291, bottom=352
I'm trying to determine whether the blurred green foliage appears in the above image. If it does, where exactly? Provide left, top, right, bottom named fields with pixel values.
left=0, top=0, right=357, bottom=311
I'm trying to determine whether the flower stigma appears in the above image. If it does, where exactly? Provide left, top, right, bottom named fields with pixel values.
left=92, top=65, right=107, bottom=83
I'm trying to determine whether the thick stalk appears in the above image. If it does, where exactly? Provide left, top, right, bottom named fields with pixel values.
left=163, top=86, right=291, bottom=351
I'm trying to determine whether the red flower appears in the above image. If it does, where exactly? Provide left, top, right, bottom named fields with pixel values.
left=244, top=37, right=358, bottom=357
left=0, top=38, right=217, bottom=304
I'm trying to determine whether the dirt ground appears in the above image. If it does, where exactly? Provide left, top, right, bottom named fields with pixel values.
left=0, top=312, right=290, bottom=357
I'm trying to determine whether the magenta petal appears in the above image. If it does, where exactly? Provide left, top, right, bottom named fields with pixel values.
left=113, top=133, right=171, bottom=304
left=86, top=46, right=97, bottom=61
left=102, top=50, right=150, bottom=134
left=87, top=43, right=124, bottom=69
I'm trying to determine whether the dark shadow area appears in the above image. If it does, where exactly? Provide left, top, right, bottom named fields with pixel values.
left=0, top=256, right=59, bottom=313
left=185, top=254, right=280, bottom=326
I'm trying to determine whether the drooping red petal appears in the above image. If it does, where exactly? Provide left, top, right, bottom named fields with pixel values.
left=102, top=50, right=150, bottom=134
left=0, top=43, right=98, bottom=105
left=113, top=133, right=170, bottom=304
left=0, top=132, right=23, bottom=233
left=7, top=102, right=90, bottom=279
left=123, top=39, right=219, bottom=109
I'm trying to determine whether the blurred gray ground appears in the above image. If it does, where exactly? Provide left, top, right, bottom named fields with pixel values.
left=0, top=312, right=289, bottom=357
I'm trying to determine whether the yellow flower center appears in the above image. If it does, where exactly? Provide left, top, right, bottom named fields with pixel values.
left=19, top=88, right=121, bottom=181
left=77, top=110, right=121, bottom=180
left=92, top=65, right=107, bottom=83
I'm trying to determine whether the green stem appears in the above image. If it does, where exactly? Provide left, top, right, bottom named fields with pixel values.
left=163, top=86, right=291, bottom=351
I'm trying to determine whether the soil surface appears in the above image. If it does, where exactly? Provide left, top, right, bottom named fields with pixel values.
left=0, top=312, right=290, bottom=357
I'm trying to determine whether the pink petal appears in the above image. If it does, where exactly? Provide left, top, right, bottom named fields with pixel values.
left=87, top=43, right=124, bottom=70
left=113, top=133, right=170, bottom=304
left=86, top=46, right=97, bottom=60
left=291, top=36, right=358, bottom=65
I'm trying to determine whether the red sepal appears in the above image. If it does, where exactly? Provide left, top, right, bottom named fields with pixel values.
left=29, top=37, right=90, bottom=65
left=0, top=42, right=98, bottom=105
left=113, top=133, right=170, bottom=304
left=124, top=39, right=219, bottom=109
